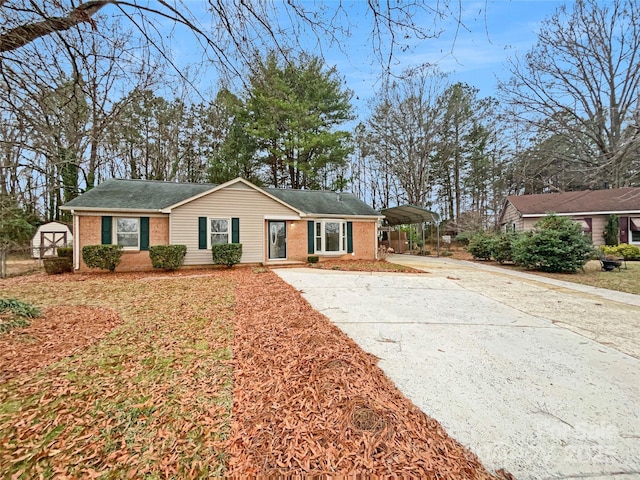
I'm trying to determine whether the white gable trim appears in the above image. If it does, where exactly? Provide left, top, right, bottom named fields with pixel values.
left=161, top=177, right=305, bottom=216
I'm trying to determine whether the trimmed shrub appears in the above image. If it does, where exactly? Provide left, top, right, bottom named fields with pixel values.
left=43, top=257, right=72, bottom=274
left=599, top=243, right=640, bottom=260
left=212, top=243, right=242, bottom=267
left=82, top=245, right=123, bottom=272
left=466, top=233, right=497, bottom=260
left=56, top=246, right=73, bottom=258
left=307, top=255, right=319, bottom=264
left=492, top=232, right=520, bottom=264
left=512, top=214, right=593, bottom=273
left=149, top=245, right=187, bottom=270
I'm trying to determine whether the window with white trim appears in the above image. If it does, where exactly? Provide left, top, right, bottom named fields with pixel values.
left=115, top=218, right=139, bottom=248
left=314, top=220, right=347, bottom=254
left=209, top=218, right=230, bottom=247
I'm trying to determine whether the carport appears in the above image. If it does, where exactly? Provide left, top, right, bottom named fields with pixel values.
left=381, top=205, right=441, bottom=255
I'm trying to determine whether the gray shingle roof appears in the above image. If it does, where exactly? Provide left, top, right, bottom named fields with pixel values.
left=507, top=188, right=640, bottom=215
left=62, top=178, right=381, bottom=217
left=62, top=179, right=217, bottom=210
left=265, top=188, right=380, bottom=216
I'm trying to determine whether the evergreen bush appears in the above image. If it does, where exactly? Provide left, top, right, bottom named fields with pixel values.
left=512, top=215, right=593, bottom=273
left=149, top=245, right=187, bottom=270
left=466, top=233, right=496, bottom=260
left=43, top=257, right=72, bottom=274
left=492, top=232, right=520, bottom=264
left=603, top=214, right=619, bottom=246
left=307, top=255, right=319, bottom=264
left=82, top=245, right=123, bottom=272
left=211, top=243, right=242, bottom=267
left=56, top=246, right=73, bottom=258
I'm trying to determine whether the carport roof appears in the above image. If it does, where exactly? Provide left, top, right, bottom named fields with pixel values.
left=381, top=205, right=440, bottom=226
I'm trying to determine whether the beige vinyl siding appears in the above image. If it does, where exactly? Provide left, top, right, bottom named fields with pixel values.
left=590, top=215, right=607, bottom=246
left=501, top=202, right=524, bottom=231
left=170, top=182, right=299, bottom=265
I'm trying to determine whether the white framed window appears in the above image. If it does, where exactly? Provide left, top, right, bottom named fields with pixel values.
left=115, top=217, right=139, bottom=249
left=209, top=218, right=230, bottom=247
left=314, top=220, right=347, bottom=254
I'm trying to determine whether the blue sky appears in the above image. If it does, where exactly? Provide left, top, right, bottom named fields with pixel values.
left=166, top=1, right=568, bottom=114
left=325, top=0, right=567, bottom=108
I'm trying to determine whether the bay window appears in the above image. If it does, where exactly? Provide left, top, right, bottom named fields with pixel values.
left=315, top=220, right=347, bottom=254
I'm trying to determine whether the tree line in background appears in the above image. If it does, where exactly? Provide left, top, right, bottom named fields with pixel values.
left=1, top=0, right=639, bottom=237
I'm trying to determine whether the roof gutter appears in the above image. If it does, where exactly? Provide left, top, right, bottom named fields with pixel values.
left=59, top=206, right=165, bottom=214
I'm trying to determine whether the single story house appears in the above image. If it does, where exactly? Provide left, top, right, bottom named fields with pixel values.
left=60, top=177, right=383, bottom=272
left=498, top=187, right=640, bottom=246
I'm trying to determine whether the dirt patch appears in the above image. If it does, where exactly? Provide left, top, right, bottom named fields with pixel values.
left=0, top=305, right=121, bottom=383
left=228, top=268, right=498, bottom=478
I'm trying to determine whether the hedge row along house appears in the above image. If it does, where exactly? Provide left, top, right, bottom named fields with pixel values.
left=498, top=187, right=640, bottom=246
left=60, top=177, right=383, bottom=272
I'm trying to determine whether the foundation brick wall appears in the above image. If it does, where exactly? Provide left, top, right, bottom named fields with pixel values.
left=76, top=215, right=169, bottom=272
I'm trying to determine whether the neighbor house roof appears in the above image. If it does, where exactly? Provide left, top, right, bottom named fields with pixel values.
left=505, top=187, right=640, bottom=217
left=61, top=178, right=381, bottom=217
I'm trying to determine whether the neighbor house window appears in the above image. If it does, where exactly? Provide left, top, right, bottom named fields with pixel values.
left=630, top=218, right=640, bottom=244
left=210, top=218, right=230, bottom=246
left=116, top=218, right=139, bottom=248
left=314, top=220, right=346, bottom=254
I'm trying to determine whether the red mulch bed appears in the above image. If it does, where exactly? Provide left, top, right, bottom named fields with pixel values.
left=228, top=268, right=499, bottom=478
left=1, top=267, right=506, bottom=478
left=0, top=305, right=121, bottom=383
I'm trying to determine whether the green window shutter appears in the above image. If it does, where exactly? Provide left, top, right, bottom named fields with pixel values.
left=198, top=217, right=207, bottom=249
left=347, top=221, right=353, bottom=253
left=101, top=216, right=112, bottom=245
left=307, top=221, right=315, bottom=254
left=140, top=217, right=150, bottom=251
left=231, top=218, right=240, bottom=243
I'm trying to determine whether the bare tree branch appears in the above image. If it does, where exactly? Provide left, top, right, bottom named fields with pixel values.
left=0, top=0, right=113, bottom=52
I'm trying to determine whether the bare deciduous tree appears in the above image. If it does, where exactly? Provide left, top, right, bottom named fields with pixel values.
left=500, top=0, right=640, bottom=189
left=1, top=0, right=457, bottom=77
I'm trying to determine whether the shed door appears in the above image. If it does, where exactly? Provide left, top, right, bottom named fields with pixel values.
left=39, top=231, right=67, bottom=258
left=268, top=221, right=287, bottom=260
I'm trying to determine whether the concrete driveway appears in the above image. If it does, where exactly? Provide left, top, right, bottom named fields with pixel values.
left=273, top=255, right=640, bottom=480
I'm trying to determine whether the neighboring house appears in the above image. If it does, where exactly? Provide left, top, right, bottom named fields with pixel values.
left=31, top=221, right=73, bottom=259
left=60, top=177, right=383, bottom=272
left=498, top=187, right=640, bottom=246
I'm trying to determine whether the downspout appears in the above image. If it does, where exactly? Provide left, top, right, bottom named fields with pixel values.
left=73, top=211, right=79, bottom=270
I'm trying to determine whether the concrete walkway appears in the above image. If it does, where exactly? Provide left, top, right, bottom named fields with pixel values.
left=273, top=255, right=640, bottom=480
